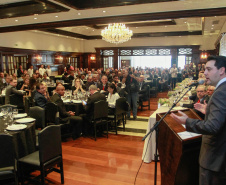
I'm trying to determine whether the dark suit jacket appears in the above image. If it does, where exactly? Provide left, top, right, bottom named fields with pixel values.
left=50, top=93, right=70, bottom=123
left=186, top=81, right=226, bottom=172
left=34, top=91, right=48, bottom=108
left=97, top=82, right=109, bottom=95
left=5, top=85, right=24, bottom=104
left=85, top=91, right=106, bottom=119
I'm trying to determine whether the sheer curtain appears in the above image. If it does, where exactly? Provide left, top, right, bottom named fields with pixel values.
left=220, top=33, right=226, bottom=56
left=131, top=56, right=171, bottom=68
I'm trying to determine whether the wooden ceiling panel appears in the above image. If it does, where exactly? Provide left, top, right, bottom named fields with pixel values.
left=0, top=0, right=69, bottom=19
left=54, top=0, right=178, bottom=10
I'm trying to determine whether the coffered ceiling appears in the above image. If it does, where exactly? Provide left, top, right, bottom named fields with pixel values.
left=0, top=0, right=226, bottom=42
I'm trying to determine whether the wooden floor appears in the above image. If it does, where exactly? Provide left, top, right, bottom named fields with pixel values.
left=25, top=92, right=168, bottom=185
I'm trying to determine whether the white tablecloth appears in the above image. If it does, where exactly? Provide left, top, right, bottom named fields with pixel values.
left=142, top=106, right=186, bottom=163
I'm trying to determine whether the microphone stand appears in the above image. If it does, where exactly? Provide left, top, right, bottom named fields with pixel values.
left=142, top=86, right=192, bottom=185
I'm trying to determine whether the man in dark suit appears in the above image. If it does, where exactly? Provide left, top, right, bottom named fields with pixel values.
left=5, top=78, right=24, bottom=104
left=171, top=56, right=226, bottom=185
left=51, top=85, right=82, bottom=139
left=34, top=82, right=48, bottom=108
left=83, top=84, right=106, bottom=119
left=81, top=85, right=106, bottom=134
left=97, top=75, right=109, bottom=95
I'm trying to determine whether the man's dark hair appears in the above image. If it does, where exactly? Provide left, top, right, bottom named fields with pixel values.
left=207, top=55, right=226, bottom=70
left=108, top=83, right=117, bottom=94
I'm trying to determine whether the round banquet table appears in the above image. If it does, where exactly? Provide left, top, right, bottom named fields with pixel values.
left=0, top=118, right=36, bottom=159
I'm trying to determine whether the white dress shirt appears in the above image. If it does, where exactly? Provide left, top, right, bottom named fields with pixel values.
left=107, top=93, right=120, bottom=108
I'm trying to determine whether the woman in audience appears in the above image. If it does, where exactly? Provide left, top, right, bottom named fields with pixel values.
left=20, top=77, right=30, bottom=95
left=107, top=83, right=120, bottom=115
left=71, top=77, right=85, bottom=94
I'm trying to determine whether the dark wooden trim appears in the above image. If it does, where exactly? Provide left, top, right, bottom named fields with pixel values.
left=34, top=0, right=70, bottom=11
left=54, top=0, right=178, bottom=10
left=0, top=7, right=226, bottom=33
left=0, top=0, right=69, bottom=19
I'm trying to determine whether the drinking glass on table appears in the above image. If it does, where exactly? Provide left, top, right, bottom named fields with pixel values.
left=13, top=108, right=18, bottom=117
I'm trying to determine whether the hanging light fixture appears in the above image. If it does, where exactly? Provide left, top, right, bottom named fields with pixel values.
left=101, top=23, right=133, bottom=44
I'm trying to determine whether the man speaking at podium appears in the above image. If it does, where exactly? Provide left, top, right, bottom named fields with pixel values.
left=171, top=56, right=226, bottom=185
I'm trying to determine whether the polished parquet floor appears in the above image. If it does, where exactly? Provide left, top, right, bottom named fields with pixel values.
left=26, top=92, right=168, bottom=185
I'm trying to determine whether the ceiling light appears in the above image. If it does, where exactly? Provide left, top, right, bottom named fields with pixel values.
left=103, top=11, right=106, bottom=13
left=93, top=30, right=95, bottom=31
left=212, top=25, right=214, bottom=26
left=55, top=16, right=58, bottom=18
left=184, top=22, right=187, bottom=23
left=136, top=27, right=138, bottom=28
left=101, top=23, right=133, bottom=44
left=15, top=20, right=18, bottom=22
left=165, top=26, right=167, bottom=27
left=78, top=13, right=81, bottom=15
left=34, top=18, right=37, bottom=20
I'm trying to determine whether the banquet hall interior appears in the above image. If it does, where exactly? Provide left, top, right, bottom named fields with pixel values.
left=0, top=0, right=226, bottom=184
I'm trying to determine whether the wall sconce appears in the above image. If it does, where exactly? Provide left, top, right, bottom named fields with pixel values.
left=34, top=55, right=42, bottom=64
left=56, top=56, right=63, bottom=60
left=90, top=56, right=96, bottom=60
left=201, top=53, right=207, bottom=59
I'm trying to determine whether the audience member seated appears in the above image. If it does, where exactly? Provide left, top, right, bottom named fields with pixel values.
left=81, top=85, right=106, bottom=135
left=85, top=76, right=94, bottom=91
left=34, top=82, right=49, bottom=108
left=178, top=85, right=209, bottom=119
left=97, top=75, right=109, bottom=95
left=206, top=85, right=215, bottom=96
left=92, top=74, right=99, bottom=87
left=5, top=78, right=24, bottom=104
left=42, top=73, right=50, bottom=83
left=71, top=77, right=86, bottom=94
left=107, top=83, right=120, bottom=115
left=20, top=77, right=30, bottom=96
left=51, top=85, right=82, bottom=139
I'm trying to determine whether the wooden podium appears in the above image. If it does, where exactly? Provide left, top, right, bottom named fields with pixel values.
left=156, top=109, right=202, bottom=185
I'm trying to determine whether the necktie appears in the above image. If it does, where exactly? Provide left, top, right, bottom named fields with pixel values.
left=197, top=99, right=200, bottom=103
left=103, top=85, right=105, bottom=90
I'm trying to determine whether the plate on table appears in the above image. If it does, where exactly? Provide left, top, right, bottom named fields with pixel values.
left=6, top=124, right=27, bottom=131
left=16, top=117, right=36, bottom=123
left=72, top=100, right=82, bottom=103
left=63, top=99, right=71, bottom=103
left=13, top=113, right=27, bottom=119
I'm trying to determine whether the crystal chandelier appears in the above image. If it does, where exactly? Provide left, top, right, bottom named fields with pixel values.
left=101, top=23, right=133, bottom=44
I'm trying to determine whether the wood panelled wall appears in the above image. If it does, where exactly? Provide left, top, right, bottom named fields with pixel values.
left=0, top=46, right=218, bottom=74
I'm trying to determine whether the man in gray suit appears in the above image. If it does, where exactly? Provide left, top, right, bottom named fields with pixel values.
left=171, top=55, right=226, bottom=185
left=5, top=78, right=24, bottom=104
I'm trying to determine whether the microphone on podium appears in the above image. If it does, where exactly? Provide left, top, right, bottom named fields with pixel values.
left=188, top=79, right=204, bottom=87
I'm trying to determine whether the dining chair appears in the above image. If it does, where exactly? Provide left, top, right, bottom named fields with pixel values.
left=140, top=85, right=150, bottom=111
left=91, top=100, right=109, bottom=141
left=30, top=106, right=46, bottom=130
left=9, top=94, right=24, bottom=113
left=45, top=102, right=72, bottom=139
left=0, top=134, right=18, bottom=185
left=108, top=97, right=128, bottom=134
left=18, top=125, right=64, bottom=185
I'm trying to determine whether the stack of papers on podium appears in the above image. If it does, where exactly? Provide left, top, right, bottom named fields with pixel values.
left=178, top=131, right=201, bottom=140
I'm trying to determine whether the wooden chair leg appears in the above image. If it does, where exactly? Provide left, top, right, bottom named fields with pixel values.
left=60, top=160, right=64, bottom=184
left=115, top=118, right=117, bottom=135
left=94, top=123, right=97, bottom=141
left=40, top=167, right=45, bottom=185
